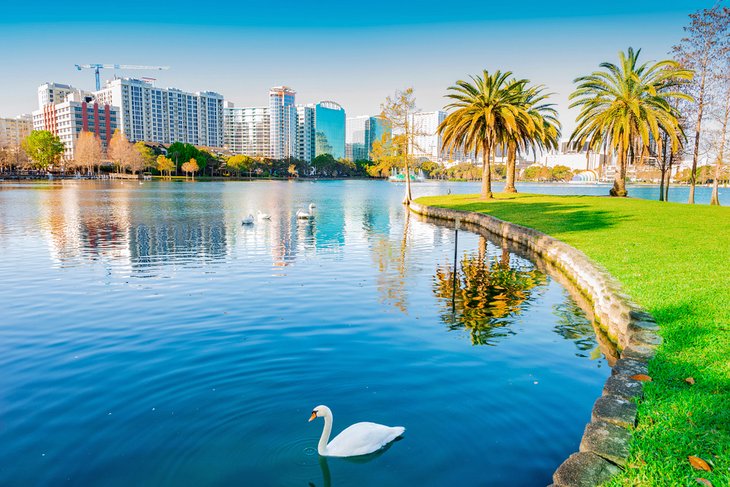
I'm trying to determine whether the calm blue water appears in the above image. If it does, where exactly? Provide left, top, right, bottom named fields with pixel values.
left=441, top=181, right=725, bottom=205
left=0, top=180, right=617, bottom=486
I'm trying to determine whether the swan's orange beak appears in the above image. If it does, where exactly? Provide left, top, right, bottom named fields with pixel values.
left=308, top=411, right=317, bottom=422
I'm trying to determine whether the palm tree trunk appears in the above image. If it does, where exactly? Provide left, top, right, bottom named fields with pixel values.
left=610, top=147, right=628, bottom=197
left=665, top=150, right=674, bottom=201
left=505, top=141, right=517, bottom=193
left=481, top=139, right=493, bottom=199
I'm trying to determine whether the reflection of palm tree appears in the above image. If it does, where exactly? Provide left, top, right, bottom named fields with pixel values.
left=433, top=249, right=546, bottom=345
left=552, top=299, right=601, bottom=358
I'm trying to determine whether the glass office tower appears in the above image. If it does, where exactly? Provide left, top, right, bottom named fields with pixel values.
left=314, top=101, right=346, bottom=160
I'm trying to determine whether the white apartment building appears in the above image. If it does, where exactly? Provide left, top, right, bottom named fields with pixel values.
left=0, top=115, right=32, bottom=148
left=268, top=86, right=297, bottom=160
left=408, top=111, right=476, bottom=164
left=32, top=91, right=118, bottom=160
left=296, top=105, right=315, bottom=163
left=38, top=82, right=76, bottom=109
left=223, top=104, right=271, bottom=158
left=94, top=78, right=224, bottom=147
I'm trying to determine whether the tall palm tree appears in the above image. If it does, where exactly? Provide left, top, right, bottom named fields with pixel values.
left=439, top=70, right=534, bottom=199
left=504, top=84, right=561, bottom=193
left=570, top=47, right=693, bottom=197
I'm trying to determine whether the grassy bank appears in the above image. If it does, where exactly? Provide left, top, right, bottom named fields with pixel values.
left=416, top=193, right=729, bottom=486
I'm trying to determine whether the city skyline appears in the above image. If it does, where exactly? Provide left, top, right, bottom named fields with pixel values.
left=0, top=2, right=716, bottom=137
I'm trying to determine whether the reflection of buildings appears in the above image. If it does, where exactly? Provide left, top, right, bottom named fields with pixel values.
left=37, top=183, right=229, bottom=273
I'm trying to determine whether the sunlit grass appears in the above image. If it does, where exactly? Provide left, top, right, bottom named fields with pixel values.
left=417, top=192, right=729, bottom=486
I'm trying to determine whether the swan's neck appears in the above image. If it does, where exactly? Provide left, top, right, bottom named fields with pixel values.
left=318, top=410, right=333, bottom=455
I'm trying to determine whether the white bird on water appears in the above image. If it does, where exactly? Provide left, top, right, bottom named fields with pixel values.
left=241, top=214, right=255, bottom=225
left=257, top=210, right=271, bottom=221
left=296, top=203, right=316, bottom=220
left=308, top=405, right=405, bottom=457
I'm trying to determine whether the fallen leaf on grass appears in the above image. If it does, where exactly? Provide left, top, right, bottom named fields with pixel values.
left=685, top=377, right=695, bottom=385
left=688, top=456, right=712, bottom=472
left=631, top=374, right=652, bottom=382
left=695, top=478, right=713, bottom=487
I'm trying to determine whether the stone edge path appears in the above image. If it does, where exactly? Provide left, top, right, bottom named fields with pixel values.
left=410, top=202, right=660, bottom=487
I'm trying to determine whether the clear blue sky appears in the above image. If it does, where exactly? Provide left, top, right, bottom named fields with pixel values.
left=0, top=0, right=714, bottom=135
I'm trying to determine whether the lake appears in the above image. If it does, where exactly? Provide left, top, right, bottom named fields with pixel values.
left=0, top=179, right=649, bottom=486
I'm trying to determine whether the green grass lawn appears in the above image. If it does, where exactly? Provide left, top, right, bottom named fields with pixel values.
left=417, top=192, right=729, bottom=486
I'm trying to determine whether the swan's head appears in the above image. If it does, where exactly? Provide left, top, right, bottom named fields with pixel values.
left=309, top=203, right=316, bottom=210
left=308, top=405, right=330, bottom=422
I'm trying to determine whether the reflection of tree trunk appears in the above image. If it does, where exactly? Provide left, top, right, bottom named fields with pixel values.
left=478, top=236, right=486, bottom=262
left=500, top=236, right=509, bottom=267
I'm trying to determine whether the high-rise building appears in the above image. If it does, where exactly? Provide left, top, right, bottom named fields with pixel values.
left=296, top=105, right=315, bottom=163
left=32, top=91, right=118, bottom=160
left=346, top=115, right=391, bottom=161
left=94, top=78, right=224, bottom=147
left=269, top=86, right=297, bottom=160
left=0, top=115, right=32, bottom=149
left=410, top=111, right=475, bottom=163
left=365, top=116, right=390, bottom=160
left=223, top=104, right=271, bottom=158
left=346, top=116, right=368, bottom=161
left=314, top=101, right=345, bottom=160
left=37, top=82, right=76, bottom=109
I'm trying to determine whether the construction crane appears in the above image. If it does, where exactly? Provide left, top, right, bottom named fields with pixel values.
left=74, top=64, right=170, bottom=90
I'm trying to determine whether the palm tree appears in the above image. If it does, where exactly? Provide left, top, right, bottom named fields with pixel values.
left=439, top=70, right=534, bottom=199
left=569, top=47, right=693, bottom=197
left=504, top=84, right=561, bottom=193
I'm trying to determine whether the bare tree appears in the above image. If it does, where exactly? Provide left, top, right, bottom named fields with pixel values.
left=381, top=88, right=420, bottom=205
left=710, top=59, right=730, bottom=205
left=74, top=131, right=103, bottom=175
left=108, top=129, right=132, bottom=174
left=673, top=3, right=730, bottom=204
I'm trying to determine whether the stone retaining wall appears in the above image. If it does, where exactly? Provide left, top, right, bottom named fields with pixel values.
left=409, top=201, right=662, bottom=487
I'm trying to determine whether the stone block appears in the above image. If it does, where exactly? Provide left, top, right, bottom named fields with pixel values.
left=591, top=394, right=637, bottom=429
left=553, top=451, right=621, bottom=487
left=611, top=358, right=649, bottom=378
left=628, top=319, right=660, bottom=333
left=621, top=344, right=657, bottom=361
left=579, top=420, right=632, bottom=466
left=603, top=374, right=644, bottom=401
left=628, top=329, right=663, bottom=348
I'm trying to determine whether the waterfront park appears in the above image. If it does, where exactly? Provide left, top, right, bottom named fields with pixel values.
left=0, top=3, right=728, bottom=487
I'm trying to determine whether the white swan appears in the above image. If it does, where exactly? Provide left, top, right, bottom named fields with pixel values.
left=257, top=211, right=271, bottom=220
left=296, top=203, right=316, bottom=220
left=308, top=405, right=405, bottom=457
left=241, top=214, right=255, bottom=225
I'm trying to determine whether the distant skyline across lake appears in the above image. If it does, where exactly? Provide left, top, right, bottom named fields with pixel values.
left=0, top=1, right=716, bottom=135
